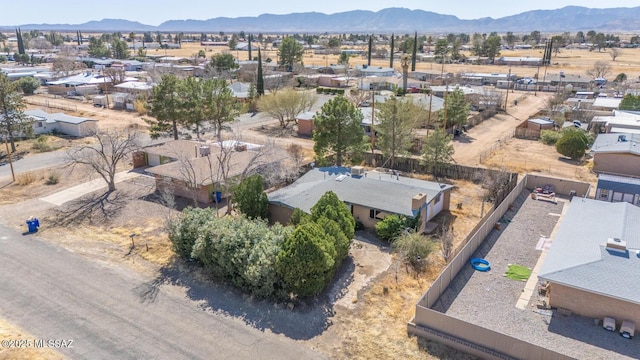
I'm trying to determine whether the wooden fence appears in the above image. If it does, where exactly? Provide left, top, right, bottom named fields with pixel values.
left=25, top=98, right=77, bottom=112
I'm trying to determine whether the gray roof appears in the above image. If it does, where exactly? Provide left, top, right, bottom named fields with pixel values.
left=539, top=198, right=640, bottom=304
left=268, top=167, right=453, bottom=217
left=593, top=97, right=622, bottom=109
left=528, top=118, right=554, bottom=125
left=25, top=109, right=94, bottom=125
left=590, top=133, right=640, bottom=155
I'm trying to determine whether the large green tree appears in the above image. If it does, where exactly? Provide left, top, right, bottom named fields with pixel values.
left=111, top=39, right=129, bottom=59
left=0, top=72, right=30, bottom=152
left=376, top=97, right=423, bottom=169
left=205, top=53, right=238, bottom=78
left=310, top=190, right=355, bottom=240
left=440, top=88, right=469, bottom=130
left=312, top=96, right=365, bottom=166
left=619, top=94, right=640, bottom=111
left=422, top=128, right=454, bottom=178
left=556, top=129, right=590, bottom=160
left=233, top=174, right=269, bottom=220
left=146, top=74, right=183, bottom=139
left=277, top=37, right=304, bottom=71
left=256, top=48, right=264, bottom=96
left=276, top=222, right=336, bottom=297
left=87, top=37, right=110, bottom=58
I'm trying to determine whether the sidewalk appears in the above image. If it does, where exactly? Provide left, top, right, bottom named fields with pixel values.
left=39, top=171, right=141, bottom=206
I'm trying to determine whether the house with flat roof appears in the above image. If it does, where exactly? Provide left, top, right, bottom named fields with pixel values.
left=590, top=133, right=640, bottom=177
left=24, top=109, right=97, bottom=137
left=268, top=167, right=453, bottom=232
left=538, top=198, right=640, bottom=329
left=591, top=111, right=640, bottom=134
left=595, top=173, right=640, bottom=205
left=592, top=97, right=622, bottom=111
left=137, top=140, right=284, bottom=204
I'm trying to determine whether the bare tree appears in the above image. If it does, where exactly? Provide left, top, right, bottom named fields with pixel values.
left=440, top=225, right=454, bottom=263
left=257, top=88, right=317, bottom=128
left=586, top=60, right=611, bottom=80
left=104, top=68, right=127, bottom=86
left=610, top=48, right=622, bottom=61
left=66, top=128, right=141, bottom=192
left=346, top=88, right=371, bottom=108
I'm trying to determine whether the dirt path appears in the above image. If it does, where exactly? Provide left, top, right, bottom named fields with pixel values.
left=453, top=91, right=552, bottom=166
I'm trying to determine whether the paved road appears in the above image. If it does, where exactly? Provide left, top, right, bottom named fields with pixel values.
left=0, top=223, right=323, bottom=360
left=0, top=150, right=66, bottom=181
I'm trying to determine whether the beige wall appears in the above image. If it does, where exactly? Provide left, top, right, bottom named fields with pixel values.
left=269, top=204, right=294, bottom=226
left=549, top=283, right=640, bottom=328
left=593, top=153, right=640, bottom=177
left=297, top=119, right=314, bottom=137
left=525, top=174, right=591, bottom=197
left=155, top=176, right=212, bottom=204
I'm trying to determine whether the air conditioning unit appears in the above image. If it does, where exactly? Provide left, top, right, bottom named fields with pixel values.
left=606, top=238, right=627, bottom=254
left=351, top=166, right=365, bottom=176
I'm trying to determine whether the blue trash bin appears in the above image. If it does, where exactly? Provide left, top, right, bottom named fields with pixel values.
left=214, top=191, right=222, bottom=203
left=26, top=218, right=40, bottom=233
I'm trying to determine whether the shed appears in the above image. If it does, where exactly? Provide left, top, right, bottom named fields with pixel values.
left=527, top=118, right=555, bottom=130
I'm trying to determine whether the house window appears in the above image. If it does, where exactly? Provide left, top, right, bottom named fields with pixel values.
left=37, top=122, right=43, bottom=128
left=369, top=209, right=384, bottom=220
left=433, top=193, right=441, bottom=204
left=600, top=189, right=609, bottom=199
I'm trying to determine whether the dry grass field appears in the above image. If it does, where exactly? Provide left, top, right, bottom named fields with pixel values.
left=158, top=42, right=640, bottom=80
left=0, top=319, right=65, bottom=360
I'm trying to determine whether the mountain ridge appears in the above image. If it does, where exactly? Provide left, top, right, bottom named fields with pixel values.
left=4, top=6, right=640, bottom=33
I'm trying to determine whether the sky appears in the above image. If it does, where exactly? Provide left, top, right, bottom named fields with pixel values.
left=1, top=0, right=640, bottom=26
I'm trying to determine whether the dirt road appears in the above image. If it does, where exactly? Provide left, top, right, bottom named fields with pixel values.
left=452, top=91, right=552, bottom=166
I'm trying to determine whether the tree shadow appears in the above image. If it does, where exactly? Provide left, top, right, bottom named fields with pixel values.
left=49, top=190, right=128, bottom=227
left=139, top=254, right=359, bottom=340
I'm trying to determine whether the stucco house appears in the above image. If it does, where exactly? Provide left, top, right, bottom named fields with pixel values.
left=590, top=133, right=640, bottom=177
left=538, top=198, right=640, bottom=330
left=268, top=166, right=453, bottom=232
left=595, top=173, right=640, bottom=205
left=136, top=140, right=282, bottom=204
left=25, top=109, right=97, bottom=137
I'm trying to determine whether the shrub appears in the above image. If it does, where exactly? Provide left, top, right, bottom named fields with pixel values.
left=134, top=99, right=148, bottom=115
left=233, top=174, right=269, bottom=220
left=168, top=207, right=215, bottom=258
left=540, top=129, right=561, bottom=145
left=290, top=208, right=311, bottom=226
left=310, top=191, right=355, bottom=240
left=276, top=222, right=336, bottom=297
left=556, top=129, right=590, bottom=160
left=17, top=77, right=40, bottom=95
left=45, top=172, right=60, bottom=185
left=393, top=232, right=435, bottom=273
left=31, top=136, right=52, bottom=152
left=375, top=214, right=406, bottom=241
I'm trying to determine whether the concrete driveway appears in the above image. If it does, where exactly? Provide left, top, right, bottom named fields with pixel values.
left=0, top=222, right=324, bottom=360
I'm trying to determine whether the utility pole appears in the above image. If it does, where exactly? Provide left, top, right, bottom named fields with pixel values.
left=504, top=67, right=511, bottom=112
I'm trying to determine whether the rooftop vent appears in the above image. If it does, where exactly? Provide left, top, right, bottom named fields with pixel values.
left=335, top=174, right=348, bottom=182
left=606, top=238, right=628, bottom=254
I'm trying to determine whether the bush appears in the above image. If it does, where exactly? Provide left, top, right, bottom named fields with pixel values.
left=310, top=191, right=355, bottom=240
left=540, top=129, right=561, bottom=145
left=556, top=129, right=590, bottom=160
left=168, top=207, right=215, bottom=258
left=233, top=174, right=269, bottom=220
left=31, top=136, right=52, bottom=152
left=393, top=232, right=435, bottom=273
left=375, top=214, right=406, bottom=241
left=45, top=172, right=60, bottom=185
left=276, top=222, right=336, bottom=297
left=17, top=77, right=40, bottom=95
left=134, top=99, right=148, bottom=115
left=290, top=208, right=311, bottom=226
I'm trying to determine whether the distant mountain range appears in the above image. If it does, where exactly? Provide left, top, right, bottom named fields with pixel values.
left=5, top=6, right=640, bottom=33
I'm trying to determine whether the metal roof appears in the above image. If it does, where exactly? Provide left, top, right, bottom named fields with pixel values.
left=268, top=167, right=453, bottom=217
left=539, top=198, right=640, bottom=304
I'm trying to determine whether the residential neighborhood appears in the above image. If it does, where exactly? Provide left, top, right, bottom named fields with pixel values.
left=3, top=3, right=640, bottom=360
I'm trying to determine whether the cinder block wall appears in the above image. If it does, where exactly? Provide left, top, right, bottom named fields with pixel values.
left=549, top=283, right=640, bottom=328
